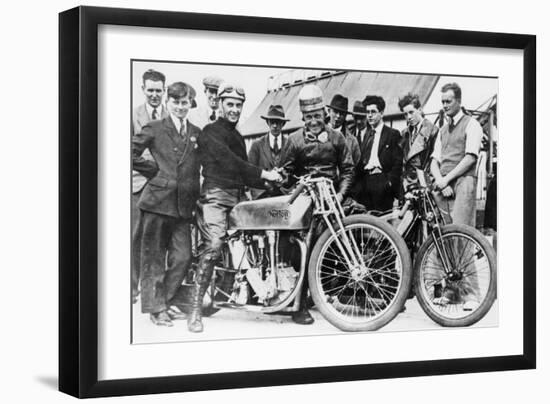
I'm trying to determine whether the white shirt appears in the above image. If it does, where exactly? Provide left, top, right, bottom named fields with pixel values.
left=269, top=132, right=282, bottom=151
left=357, top=127, right=368, bottom=144
left=146, top=103, right=162, bottom=120
left=366, top=122, right=383, bottom=169
left=431, top=110, right=483, bottom=162
left=170, top=114, right=187, bottom=136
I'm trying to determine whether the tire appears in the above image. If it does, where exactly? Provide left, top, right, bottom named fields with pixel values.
left=414, top=224, right=497, bottom=327
left=308, top=214, right=412, bottom=332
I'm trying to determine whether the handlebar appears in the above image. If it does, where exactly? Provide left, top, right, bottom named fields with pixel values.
left=287, top=182, right=306, bottom=204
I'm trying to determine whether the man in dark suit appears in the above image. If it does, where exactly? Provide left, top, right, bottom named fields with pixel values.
left=248, top=104, right=290, bottom=199
left=328, top=94, right=361, bottom=166
left=355, top=95, right=403, bottom=212
left=132, top=82, right=201, bottom=327
left=131, top=69, right=169, bottom=303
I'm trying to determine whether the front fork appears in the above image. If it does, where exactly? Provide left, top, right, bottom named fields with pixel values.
left=312, top=182, right=364, bottom=269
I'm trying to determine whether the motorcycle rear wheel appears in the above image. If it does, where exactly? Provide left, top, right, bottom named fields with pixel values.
left=309, top=215, right=412, bottom=332
left=414, top=224, right=497, bottom=327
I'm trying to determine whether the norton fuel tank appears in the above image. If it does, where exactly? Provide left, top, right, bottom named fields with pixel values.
left=228, top=194, right=313, bottom=230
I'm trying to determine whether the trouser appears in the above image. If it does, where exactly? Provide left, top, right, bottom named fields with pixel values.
left=357, top=173, right=395, bottom=213
left=196, top=187, right=245, bottom=293
left=131, top=191, right=142, bottom=298
left=136, top=210, right=192, bottom=313
left=433, top=176, right=477, bottom=227
left=433, top=175, right=480, bottom=301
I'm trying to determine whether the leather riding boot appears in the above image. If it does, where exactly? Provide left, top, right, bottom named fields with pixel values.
left=187, top=257, right=214, bottom=333
left=292, top=286, right=314, bottom=325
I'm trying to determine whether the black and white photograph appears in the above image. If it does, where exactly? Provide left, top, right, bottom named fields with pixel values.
left=130, top=61, right=499, bottom=344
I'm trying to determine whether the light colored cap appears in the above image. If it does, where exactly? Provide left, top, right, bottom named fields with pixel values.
left=202, top=75, right=223, bottom=90
left=298, top=84, right=324, bottom=112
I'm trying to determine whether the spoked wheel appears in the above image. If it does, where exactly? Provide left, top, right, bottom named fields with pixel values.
left=309, top=215, right=412, bottom=332
left=414, top=224, right=497, bottom=327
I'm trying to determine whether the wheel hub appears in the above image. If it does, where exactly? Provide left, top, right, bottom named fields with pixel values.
left=447, top=271, right=463, bottom=281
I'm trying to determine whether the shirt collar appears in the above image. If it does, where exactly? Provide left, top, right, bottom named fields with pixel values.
left=146, top=103, right=161, bottom=119
left=170, top=113, right=187, bottom=133
left=269, top=132, right=281, bottom=146
left=450, top=109, right=464, bottom=124
left=373, top=121, right=383, bottom=135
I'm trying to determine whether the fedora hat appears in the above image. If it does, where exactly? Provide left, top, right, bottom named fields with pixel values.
left=351, top=100, right=367, bottom=117
left=327, top=94, right=349, bottom=113
left=261, top=104, right=290, bottom=121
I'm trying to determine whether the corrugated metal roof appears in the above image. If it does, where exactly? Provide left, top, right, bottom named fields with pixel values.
left=240, top=71, right=439, bottom=137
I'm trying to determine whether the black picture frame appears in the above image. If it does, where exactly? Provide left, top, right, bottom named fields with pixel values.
left=59, top=5, right=536, bottom=398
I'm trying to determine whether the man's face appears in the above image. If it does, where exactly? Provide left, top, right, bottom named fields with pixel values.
left=267, top=119, right=284, bottom=136
left=441, top=90, right=461, bottom=117
left=403, top=104, right=423, bottom=127
left=142, top=79, right=165, bottom=108
left=220, top=97, right=244, bottom=123
left=205, top=87, right=219, bottom=110
left=166, top=95, right=192, bottom=120
left=345, top=119, right=356, bottom=136
left=329, top=108, right=346, bottom=129
left=354, top=115, right=367, bottom=131
left=302, top=108, right=326, bottom=135
left=365, top=104, right=383, bottom=128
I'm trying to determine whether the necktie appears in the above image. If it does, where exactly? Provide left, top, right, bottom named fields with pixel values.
left=449, top=116, right=455, bottom=131
left=365, top=129, right=376, bottom=164
left=152, top=108, right=158, bottom=120
left=209, top=110, right=216, bottom=122
left=272, top=137, right=280, bottom=154
left=179, top=119, right=186, bottom=136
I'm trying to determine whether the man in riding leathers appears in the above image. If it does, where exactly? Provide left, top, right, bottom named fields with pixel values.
left=279, top=84, right=355, bottom=325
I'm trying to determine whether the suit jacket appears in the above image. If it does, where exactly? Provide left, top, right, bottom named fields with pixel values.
left=248, top=133, right=287, bottom=199
left=132, top=116, right=201, bottom=219
left=357, top=124, right=403, bottom=196
left=132, top=103, right=168, bottom=193
left=400, top=118, right=438, bottom=185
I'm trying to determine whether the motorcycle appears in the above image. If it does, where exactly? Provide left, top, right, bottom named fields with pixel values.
left=379, top=170, right=497, bottom=327
left=174, top=171, right=412, bottom=332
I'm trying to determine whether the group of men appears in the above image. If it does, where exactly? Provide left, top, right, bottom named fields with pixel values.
left=131, top=68, right=484, bottom=332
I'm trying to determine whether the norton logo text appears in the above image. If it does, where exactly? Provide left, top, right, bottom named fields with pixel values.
left=269, top=209, right=290, bottom=220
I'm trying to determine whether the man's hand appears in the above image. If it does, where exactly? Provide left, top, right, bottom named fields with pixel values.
left=440, top=186, right=454, bottom=198
left=261, top=169, right=283, bottom=183
left=434, top=177, right=449, bottom=190
left=336, top=193, right=344, bottom=203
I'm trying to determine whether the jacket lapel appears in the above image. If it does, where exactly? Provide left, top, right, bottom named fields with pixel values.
left=163, top=117, right=186, bottom=150
left=378, top=125, right=390, bottom=155
left=406, top=121, right=428, bottom=162
left=136, top=104, right=150, bottom=130
left=260, top=134, right=272, bottom=166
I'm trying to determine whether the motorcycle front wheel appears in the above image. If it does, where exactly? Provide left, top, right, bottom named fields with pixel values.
left=414, top=224, right=497, bottom=327
left=309, top=215, right=412, bottom=332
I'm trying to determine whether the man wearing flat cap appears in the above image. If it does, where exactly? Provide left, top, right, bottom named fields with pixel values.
left=191, top=83, right=282, bottom=333
left=132, top=82, right=201, bottom=327
left=328, top=94, right=361, bottom=166
left=279, top=84, right=356, bottom=325
left=188, top=75, right=223, bottom=129
left=248, top=105, right=290, bottom=199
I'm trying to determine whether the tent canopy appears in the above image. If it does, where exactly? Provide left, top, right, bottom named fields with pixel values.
left=240, top=71, right=440, bottom=137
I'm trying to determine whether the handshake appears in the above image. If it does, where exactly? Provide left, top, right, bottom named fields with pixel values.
left=261, top=169, right=284, bottom=183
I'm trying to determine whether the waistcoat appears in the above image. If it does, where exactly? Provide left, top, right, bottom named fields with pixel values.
left=440, top=114, right=477, bottom=177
